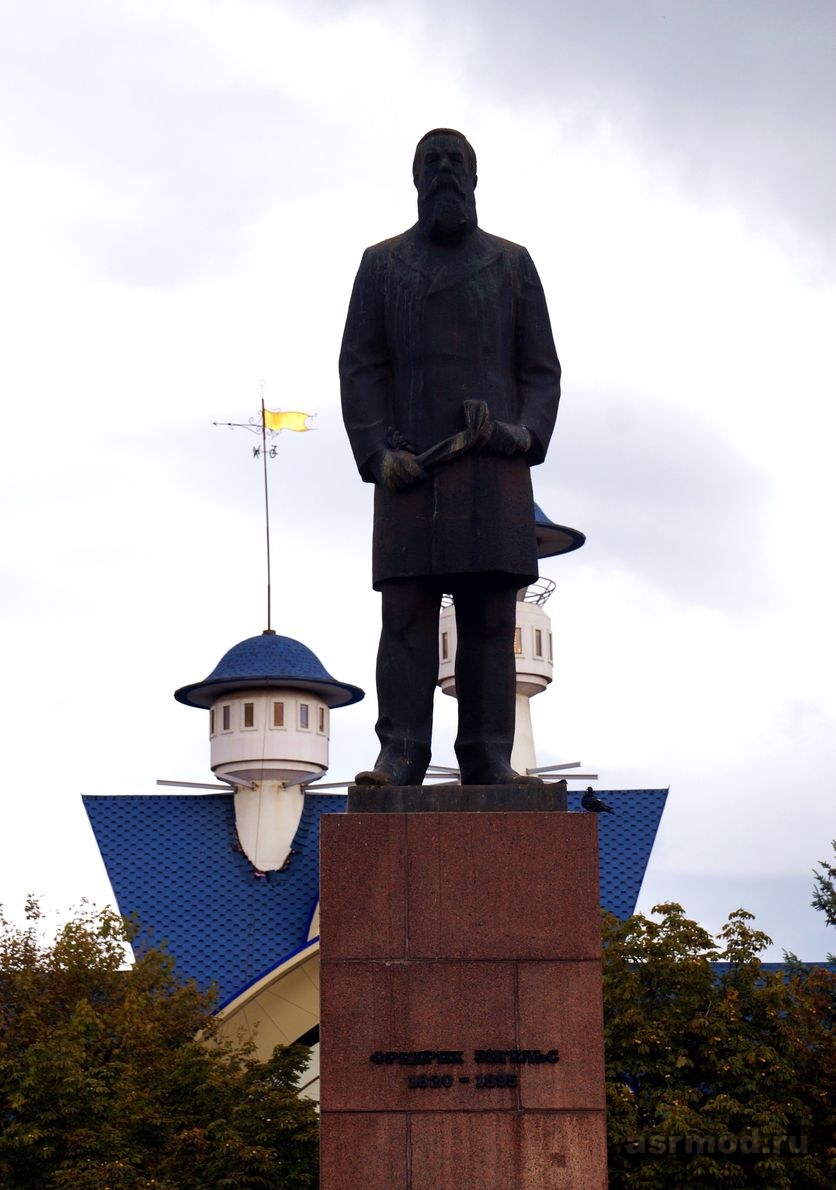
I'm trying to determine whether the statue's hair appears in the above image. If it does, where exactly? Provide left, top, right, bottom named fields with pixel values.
left=412, top=129, right=477, bottom=182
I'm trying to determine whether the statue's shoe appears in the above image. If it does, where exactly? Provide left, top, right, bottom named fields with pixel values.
left=354, top=768, right=392, bottom=786
left=458, top=765, right=544, bottom=787
left=510, top=771, right=545, bottom=786
left=354, top=753, right=427, bottom=786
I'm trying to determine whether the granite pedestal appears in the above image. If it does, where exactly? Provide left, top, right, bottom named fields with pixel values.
left=319, top=787, right=608, bottom=1189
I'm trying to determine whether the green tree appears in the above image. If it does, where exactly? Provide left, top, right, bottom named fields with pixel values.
left=0, top=899, right=319, bottom=1189
left=603, top=902, right=835, bottom=1189
left=812, top=840, right=836, bottom=932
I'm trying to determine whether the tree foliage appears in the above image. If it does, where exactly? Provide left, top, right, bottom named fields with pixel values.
left=603, top=902, right=836, bottom=1188
left=5, top=874, right=835, bottom=1189
left=812, top=840, right=836, bottom=932
left=0, top=899, right=318, bottom=1189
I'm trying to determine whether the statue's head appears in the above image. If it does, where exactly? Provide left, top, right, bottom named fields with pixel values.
left=412, top=129, right=477, bottom=189
left=413, top=129, right=478, bottom=242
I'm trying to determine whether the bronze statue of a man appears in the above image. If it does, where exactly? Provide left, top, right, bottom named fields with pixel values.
left=340, top=128, right=560, bottom=786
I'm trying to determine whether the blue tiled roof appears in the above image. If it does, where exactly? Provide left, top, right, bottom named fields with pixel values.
left=84, top=789, right=666, bottom=1010
left=712, top=962, right=836, bottom=975
left=83, top=793, right=344, bottom=1006
left=567, top=788, right=668, bottom=919
left=175, top=633, right=364, bottom=709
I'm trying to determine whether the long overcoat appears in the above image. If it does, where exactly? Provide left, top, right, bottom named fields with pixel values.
left=339, top=224, right=561, bottom=589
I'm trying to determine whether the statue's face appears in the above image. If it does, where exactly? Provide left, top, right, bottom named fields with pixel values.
left=415, top=134, right=475, bottom=201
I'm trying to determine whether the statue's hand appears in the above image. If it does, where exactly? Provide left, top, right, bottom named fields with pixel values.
left=486, top=420, right=532, bottom=457
left=377, top=449, right=426, bottom=491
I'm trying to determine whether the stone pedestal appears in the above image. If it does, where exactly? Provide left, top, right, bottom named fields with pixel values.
left=319, top=791, right=607, bottom=1189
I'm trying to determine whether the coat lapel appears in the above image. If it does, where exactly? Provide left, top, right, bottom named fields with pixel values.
left=392, top=226, right=431, bottom=282
left=393, top=226, right=503, bottom=295
left=427, top=230, right=503, bottom=296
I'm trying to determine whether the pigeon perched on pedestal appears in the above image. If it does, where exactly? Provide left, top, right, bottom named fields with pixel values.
left=581, top=786, right=613, bottom=814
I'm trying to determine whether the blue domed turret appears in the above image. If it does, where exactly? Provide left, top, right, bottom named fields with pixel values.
left=533, top=504, right=585, bottom=560
left=174, top=629, right=364, bottom=799
left=175, top=631, right=364, bottom=710
left=173, top=628, right=363, bottom=869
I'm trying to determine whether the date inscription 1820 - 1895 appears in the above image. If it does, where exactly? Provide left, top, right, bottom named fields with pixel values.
left=369, top=1047, right=559, bottom=1091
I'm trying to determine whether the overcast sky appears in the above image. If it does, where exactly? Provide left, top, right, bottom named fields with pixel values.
left=1, top=0, right=834, bottom=960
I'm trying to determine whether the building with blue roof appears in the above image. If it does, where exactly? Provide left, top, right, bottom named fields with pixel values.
left=84, top=786, right=667, bottom=1011
left=83, top=501, right=670, bottom=1094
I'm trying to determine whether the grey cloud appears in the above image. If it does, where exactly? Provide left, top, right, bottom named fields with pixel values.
left=12, top=0, right=832, bottom=284
left=537, top=389, right=771, bottom=608
left=312, top=0, right=836, bottom=253
left=637, top=871, right=834, bottom=963
left=2, top=3, right=343, bottom=285
left=116, top=415, right=372, bottom=562
left=502, top=1, right=836, bottom=247
left=72, top=91, right=329, bottom=286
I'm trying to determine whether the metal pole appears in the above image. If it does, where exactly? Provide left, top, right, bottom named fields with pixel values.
left=261, top=396, right=272, bottom=632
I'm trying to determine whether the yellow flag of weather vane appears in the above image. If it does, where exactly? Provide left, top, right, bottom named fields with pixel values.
left=263, top=408, right=314, bottom=434
left=212, top=385, right=316, bottom=633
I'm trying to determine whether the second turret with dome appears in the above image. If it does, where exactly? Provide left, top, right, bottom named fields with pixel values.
left=175, top=628, right=363, bottom=871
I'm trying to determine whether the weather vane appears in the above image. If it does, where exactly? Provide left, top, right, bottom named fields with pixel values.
left=213, top=381, right=315, bottom=633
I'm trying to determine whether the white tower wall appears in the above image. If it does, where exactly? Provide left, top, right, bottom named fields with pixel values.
left=207, top=688, right=330, bottom=871
left=511, top=693, right=537, bottom=777
left=209, top=688, right=329, bottom=784
left=437, top=596, right=554, bottom=775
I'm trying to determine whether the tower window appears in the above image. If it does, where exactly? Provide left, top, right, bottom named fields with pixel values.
left=272, top=701, right=285, bottom=728
left=534, top=629, right=543, bottom=658
left=222, top=704, right=231, bottom=731
left=209, top=708, right=215, bottom=736
left=514, top=627, right=523, bottom=656
left=441, top=631, right=449, bottom=661
left=318, top=706, right=326, bottom=734
left=243, top=702, right=255, bottom=728
left=299, top=703, right=309, bottom=730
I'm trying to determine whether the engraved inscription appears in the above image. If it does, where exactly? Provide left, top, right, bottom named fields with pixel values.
left=368, top=1046, right=559, bottom=1090
left=407, top=1074, right=454, bottom=1089
left=475, top=1049, right=559, bottom=1065
left=370, top=1050, right=464, bottom=1066
left=475, top=1073, right=517, bottom=1088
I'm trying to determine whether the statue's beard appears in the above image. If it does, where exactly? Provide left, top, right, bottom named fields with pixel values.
left=417, top=179, right=477, bottom=242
